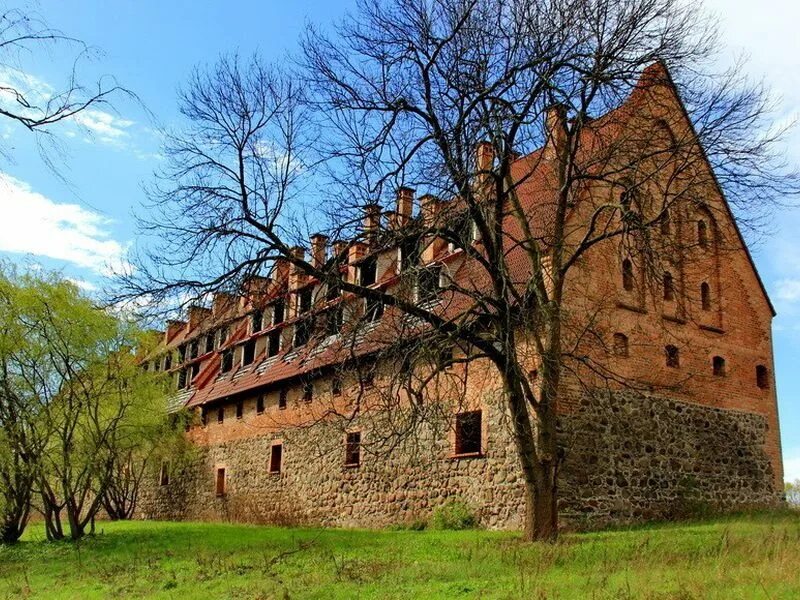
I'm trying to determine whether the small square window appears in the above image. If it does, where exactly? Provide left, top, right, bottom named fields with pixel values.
left=345, top=432, right=361, bottom=467
left=269, top=444, right=282, bottom=474
left=221, top=350, right=234, bottom=373
left=256, top=395, right=265, bottom=414
left=278, top=389, right=288, bottom=409
left=235, top=400, right=244, bottom=419
left=756, top=365, right=769, bottom=390
left=268, top=330, right=281, bottom=357
left=302, top=380, right=313, bottom=403
left=331, top=374, right=343, bottom=396
left=712, top=356, right=726, bottom=377
left=665, top=345, right=680, bottom=368
left=217, top=406, right=225, bottom=424
left=242, top=339, right=256, bottom=366
left=455, top=410, right=482, bottom=455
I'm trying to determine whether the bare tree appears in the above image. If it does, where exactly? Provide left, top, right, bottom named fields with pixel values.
left=121, top=0, right=797, bottom=541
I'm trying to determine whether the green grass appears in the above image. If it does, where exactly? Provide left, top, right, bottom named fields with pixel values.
left=1, top=512, right=798, bottom=599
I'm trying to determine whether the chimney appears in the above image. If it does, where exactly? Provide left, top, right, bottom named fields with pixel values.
left=419, top=194, right=441, bottom=223
left=347, top=242, right=368, bottom=284
left=289, top=246, right=306, bottom=291
left=187, top=305, right=212, bottom=330
left=212, top=292, right=235, bottom=317
left=310, top=233, right=328, bottom=268
left=241, top=275, right=270, bottom=307
left=362, top=203, right=381, bottom=238
left=165, top=319, right=187, bottom=343
left=544, top=103, right=567, bottom=160
left=272, top=258, right=290, bottom=285
left=332, top=240, right=349, bottom=260
left=395, top=187, right=414, bottom=227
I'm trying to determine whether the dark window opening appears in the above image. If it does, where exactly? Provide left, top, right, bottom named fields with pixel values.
left=251, top=310, right=263, bottom=333
left=331, top=374, right=342, bottom=396
left=298, top=287, right=313, bottom=315
left=698, top=220, right=709, bottom=248
left=622, top=259, right=634, bottom=291
left=200, top=407, right=208, bottom=426
left=256, top=395, right=265, bottom=414
left=278, top=389, right=288, bottom=409
left=665, top=345, right=680, bottom=368
left=756, top=365, right=769, bottom=389
left=701, top=282, right=711, bottom=311
left=177, top=368, right=188, bottom=389
left=359, top=255, right=377, bottom=287
left=455, top=410, right=482, bottom=455
left=159, top=462, right=170, bottom=486
left=221, top=349, right=234, bottom=373
left=190, top=362, right=200, bottom=384
left=613, top=333, right=629, bottom=357
left=712, top=356, right=726, bottom=377
left=267, top=330, right=281, bottom=357
left=242, top=339, right=256, bottom=366
left=326, top=275, right=342, bottom=301
left=399, top=236, right=420, bottom=272
left=215, top=467, right=226, bottom=496
left=218, top=327, right=229, bottom=348
left=189, top=340, right=199, bottom=360
left=417, top=265, right=442, bottom=303
left=326, top=306, right=343, bottom=336
left=272, top=298, right=285, bottom=325
left=269, top=444, right=282, bottom=473
left=235, top=400, right=244, bottom=419
left=217, top=406, right=225, bottom=424
left=204, top=333, right=215, bottom=354
left=663, top=272, right=674, bottom=301
left=302, top=380, right=313, bottom=403
left=178, top=344, right=187, bottom=363
left=345, top=432, right=361, bottom=466
left=163, top=352, right=172, bottom=371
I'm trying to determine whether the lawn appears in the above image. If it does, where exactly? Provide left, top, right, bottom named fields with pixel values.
left=1, top=512, right=798, bottom=599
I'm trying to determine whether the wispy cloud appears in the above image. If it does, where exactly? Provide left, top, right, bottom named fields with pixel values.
left=0, top=172, right=130, bottom=276
left=73, top=108, right=135, bottom=147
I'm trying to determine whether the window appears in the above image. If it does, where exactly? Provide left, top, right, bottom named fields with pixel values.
left=217, top=406, right=225, bottom=423
left=665, top=345, right=680, bottom=368
left=278, top=389, right=288, bottom=409
left=697, top=220, right=709, bottom=248
left=220, top=349, right=234, bottom=373
left=159, top=462, right=170, bottom=486
left=756, top=365, right=769, bottom=389
left=215, top=467, right=226, bottom=496
left=272, top=298, right=285, bottom=325
left=359, top=255, right=377, bottom=287
left=455, top=410, right=482, bottom=455
left=326, top=306, right=343, bottom=336
left=235, top=400, right=244, bottom=419
left=417, top=265, right=442, bottom=303
left=297, top=287, right=313, bottom=315
left=269, top=444, right=282, bottom=473
left=267, top=330, right=281, bottom=357
left=200, top=407, right=208, bottom=426
left=326, top=274, right=342, bottom=300
left=398, top=236, right=420, bottom=272
left=256, top=395, right=265, bottom=414
left=204, top=333, right=215, bottom=354
left=302, top=380, right=313, bottom=403
left=612, top=333, right=629, bottom=357
left=251, top=310, right=263, bottom=333
left=331, top=374, right=342, bottom=396
left=189, top=340, right=199, bottom=360
left=345, top=432, right=361, bottom=467
left=178, top=344, right=187, bottom=362
left=294, top=319, right=311, bottom=347
left=163, top=352, right=172, bottom=371
left=242, top=339, right=256, bottom=366
left=177, top=368, right=188, bottom=389
left=622, top=259, right=634, bottom=291
left=217, top=326, right=229, bottom=348
left=700, top=282, right=711, bottom=311
left=663, top=272, right=674, bottom=301
left=712, top=356, right=726, bottom=377
left=364, top=297, right=384, bottom=322
left=190, top=362, right=200, bottom=384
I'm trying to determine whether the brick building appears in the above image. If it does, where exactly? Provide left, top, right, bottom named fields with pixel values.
left=138, top=63, right=784, bottom=529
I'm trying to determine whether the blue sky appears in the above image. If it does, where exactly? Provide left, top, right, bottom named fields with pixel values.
left=0, top=0, right=797, bottom=481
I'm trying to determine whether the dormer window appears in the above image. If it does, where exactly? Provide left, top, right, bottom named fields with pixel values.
left=364, top=296, right=384, bottom=322
left=417, top=265, right=442, bottom=303
left=326, top=306, right=344, bottom=335
left=204, top=333, right=215, bottom=354
left=178, top=344, right=187, bottom=363
left=190, top=362, right=200, bottom=384
left=220, top=349, right=233, bottom=373
left=242, top=339, right=256, bottom=366
left=217, top=326, right=229, bottom=348
left=163, top=353, right=172, bottom=371
left=267, top=330, right=281, bottom=357
left=294, top=319, right=311, bottom=347
left=359, top=255, right=377, bottom=287
left=297, top=287, right=313, bottom=315
left=251, top=310, right=263, bottom=333
left=398, top=236, right=420, bottom=273
left=272, top=298, right=285, bottom=325
left=177, top=368, right=187, bottom=389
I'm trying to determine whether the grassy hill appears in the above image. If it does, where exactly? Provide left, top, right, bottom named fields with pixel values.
left=1, top=511, right=798, bottom=599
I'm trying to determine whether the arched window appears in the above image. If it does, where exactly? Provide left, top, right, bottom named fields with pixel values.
left=665, top=345, right=679, bottom=368
left=756, top=365, right=769, bottom=389
left=697, top=220, right=709, bottom=248
left=712, top=356, right=726, bottom=377
left=700, top=282, right=711, bottom=311
left=622, top=259, right=634, bottom=291
left=663, top=272, right=674, bottom=301
left=613, top=333, right=629, bottom=357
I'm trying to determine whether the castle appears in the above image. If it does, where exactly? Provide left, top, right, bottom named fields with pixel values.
left=138, top=64, right=784, bottom=529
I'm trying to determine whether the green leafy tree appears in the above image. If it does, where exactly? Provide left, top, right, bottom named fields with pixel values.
left=786, top=480, right=800, bottom=508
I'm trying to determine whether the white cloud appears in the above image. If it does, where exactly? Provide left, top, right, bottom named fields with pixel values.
left=784, top=451, right=800, bottom=483
left=775, top=279, right=800, bottom=303
left=0, top=172, right=130, bottom=276
left=73, top=109, right=135, bottom=147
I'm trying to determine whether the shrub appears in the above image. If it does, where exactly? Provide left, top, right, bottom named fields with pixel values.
left=431, top=501, right=477, bottom=530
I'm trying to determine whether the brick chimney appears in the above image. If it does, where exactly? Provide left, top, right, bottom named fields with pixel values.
left=544, top=103, right=567, bottom=161
left=212, top=292, right=235, bottom=317
left=288, top=246, right=306, bottom=291
left=165, top=319, right=187, bottom=344
left=310, top=233, right=328, bottom=268
left=394, top=187, right=414, bottom=228
left=419, top=194, right=441, bottom=224
left=362, top=203, right=381, bottom=238
left=187, top=305, right=212, bottom=330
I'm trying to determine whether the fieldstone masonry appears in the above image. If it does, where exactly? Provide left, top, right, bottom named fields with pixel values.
left=139, top=391, right=781, bottom=529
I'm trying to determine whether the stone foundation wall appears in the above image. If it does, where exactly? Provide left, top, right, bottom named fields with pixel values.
left=138, top=392, right=781, bottom=529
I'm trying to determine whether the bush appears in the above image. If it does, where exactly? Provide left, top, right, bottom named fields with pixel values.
left=431, top=501, right=477, bottom=530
